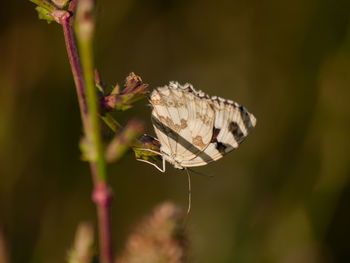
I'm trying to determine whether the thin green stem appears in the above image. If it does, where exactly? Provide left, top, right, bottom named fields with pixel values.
left=74, top=2, right=113, bottom=263
left=30, top=0, right=114, bottom=262
left=78, top=40, right=107, bottom=181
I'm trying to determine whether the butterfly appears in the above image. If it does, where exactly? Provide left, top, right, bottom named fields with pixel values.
left=136, top=81, right=257, bottom=172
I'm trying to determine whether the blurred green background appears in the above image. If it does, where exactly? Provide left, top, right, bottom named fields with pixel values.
left=1, top=0, right=350, bottom=262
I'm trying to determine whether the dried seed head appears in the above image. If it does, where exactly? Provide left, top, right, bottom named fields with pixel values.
left=67, top=222, right=94, bottom=263
left=116, top=202, right=189, bottom=263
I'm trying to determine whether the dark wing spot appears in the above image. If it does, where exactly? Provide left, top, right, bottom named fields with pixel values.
left=211, top=127, right=221, bottom=143
left=229, top=122, right=245, bottom=144
left=216, top=142, right=227, bottom=154
left=211, top=127, right=231, bottom=154
left=239, top=106, right=254, bottom=132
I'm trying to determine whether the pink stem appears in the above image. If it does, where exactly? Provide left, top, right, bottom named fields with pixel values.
left=61, top=11, right=88, bottom=123
left=93, top=181, right=113, bottom=263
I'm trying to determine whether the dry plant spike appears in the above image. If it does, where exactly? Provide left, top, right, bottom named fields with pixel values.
left=116, top=202, right=188, bottom=263
left=67, top=222, right=95, bottom=263
left=0, top=229, right=8, bottom=263
left=101, top=72, right=149, bottom=112
left=124, top=72, right=143, bottom=91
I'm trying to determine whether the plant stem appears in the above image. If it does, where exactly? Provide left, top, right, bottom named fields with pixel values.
left=93, top=182, right=113, bottom=263
left=60, top=11, right=88, bottom=125
left=76, top=29, right=106, bottom=182
left=58, top=1, right=113, bottom=262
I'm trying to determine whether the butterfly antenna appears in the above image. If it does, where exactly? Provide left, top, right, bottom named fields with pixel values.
left=188, top=168, right=214, bottom=177
left=185, top=168, right=192, bottom=216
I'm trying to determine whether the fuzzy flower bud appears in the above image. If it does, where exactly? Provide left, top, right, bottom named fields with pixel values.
left=116, top=202, right=189, bottom=263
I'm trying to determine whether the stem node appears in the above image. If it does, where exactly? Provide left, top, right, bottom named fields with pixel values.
left=50, top=10, right=70, bottom=24
left=92, top=183, right=113, bottom=207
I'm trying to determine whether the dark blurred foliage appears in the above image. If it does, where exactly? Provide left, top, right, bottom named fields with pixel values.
left=1, top=0, right=350, bottom=262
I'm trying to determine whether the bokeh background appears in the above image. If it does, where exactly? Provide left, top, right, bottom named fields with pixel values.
left=1, top=0, right=350, bottom=262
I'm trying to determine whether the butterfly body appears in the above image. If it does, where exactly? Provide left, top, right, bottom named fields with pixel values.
left=147, top=82, right=256, bottom=170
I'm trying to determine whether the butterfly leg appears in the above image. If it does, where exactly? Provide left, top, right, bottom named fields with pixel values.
left=134, top=148, right=166, bottom=172
left=136, top=157, right=166, bottom=173
left=185, top=168, right=192, bottom=216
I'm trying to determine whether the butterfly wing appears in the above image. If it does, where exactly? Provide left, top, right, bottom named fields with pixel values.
left=150, top=83, right=215, bottom=163
left=180, top=99, right=256, bottom=167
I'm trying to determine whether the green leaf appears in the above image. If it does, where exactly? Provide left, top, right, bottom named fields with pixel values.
left=115, top=103, right=133, bottom=111
left=110, top=84, right=120, bottom=95
left=35, top=6, right=55, bottom=23
left=29, top=0, right=57, bottom=13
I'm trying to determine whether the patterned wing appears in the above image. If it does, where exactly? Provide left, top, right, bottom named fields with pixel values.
left=150, top=83, right=215, bottom=163
left=180, top=98, right=256, bottom=167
